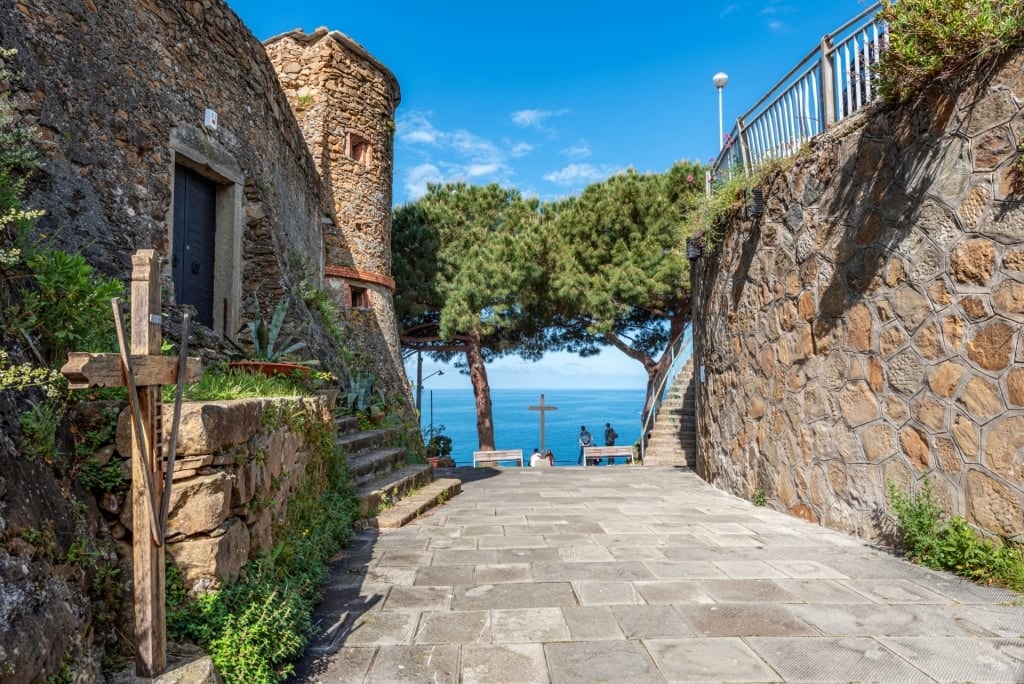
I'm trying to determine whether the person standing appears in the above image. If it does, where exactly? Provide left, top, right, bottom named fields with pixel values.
left=604, top=422, right=618, bottom=446
left=543, top=448, right=555, bottom=466
left=578, top=425, right=594, bottom=465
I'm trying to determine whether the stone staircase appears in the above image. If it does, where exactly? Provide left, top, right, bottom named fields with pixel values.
left=335, top=415, right=461, bottom=529
left=643, top=358, right=697, bottom=467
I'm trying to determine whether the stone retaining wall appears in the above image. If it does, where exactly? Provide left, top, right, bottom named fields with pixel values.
left=111, top=398, right=330, bottom=592
left=693, top=50, right=1024, bottom=541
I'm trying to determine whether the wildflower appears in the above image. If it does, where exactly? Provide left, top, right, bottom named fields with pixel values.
left=686, top=174, right=695, bottom=184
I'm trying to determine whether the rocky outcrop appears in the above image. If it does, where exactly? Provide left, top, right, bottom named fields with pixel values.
left=694, top=49, right=1024, bottom=541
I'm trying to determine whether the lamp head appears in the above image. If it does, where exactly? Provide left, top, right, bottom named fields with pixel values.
left=712, top=72, right=729, bottom=89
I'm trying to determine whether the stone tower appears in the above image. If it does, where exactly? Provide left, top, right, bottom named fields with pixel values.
left=265, top=28, right=405, bottom=385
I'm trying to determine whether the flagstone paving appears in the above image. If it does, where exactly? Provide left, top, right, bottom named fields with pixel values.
left=290, top=467, right=1024, bottom=683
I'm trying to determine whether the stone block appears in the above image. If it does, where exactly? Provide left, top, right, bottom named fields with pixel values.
left=965, top=470, right=1023, bottom=537
left=888, top=348, right=926, bottom=395
left=928, top=278, right=953, bottom=305
left=952, top=413, right=981, bottom=461
left=929, top=361, right=963, bottom=398
left=880, top=325, right=907, bottom=357
left=982, top=414, right=1024, bottom=481
left=166, top=472, right=232, bottom=537
left=912, top=394, right=947, bottom=433
left=900, top=426, right=930, bottom=471
left=117, top=399, right=265, bottom=458
left=890, top=286, right=931, bottom=333
left=1008, top=368, right=1024, bottom=406
left=858, top=423, right=896, bottom=463
left=942, top=315, right=965, bottom=350
left=1006, top=250, right=1024, bottom=272
left=950, top=238, right=995, bottom=285
left=993, top=280, right=1024, bottom=317
left=839, top=382, right=879, bottom=427
left=957, top=376, right=1004, bottom=419
left=847, top=304, right=872, bottom=352
left=167, top=517, right=251, bottom=591
left=966, top=321, right=1014, bottom=371
left=959, top=295, right=989, bottom=320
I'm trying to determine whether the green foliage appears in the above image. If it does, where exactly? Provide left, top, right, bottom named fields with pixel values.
left=887, top=478, right=1024, bottom=593
left=162, top=365, right=310, bottom=403
left=753, top=489, right=766, bottom=507
left=166, top=402, right=359, bottom=683
left=10, top=249, right=123, bottom=364
left=231, top=295, right=308, bottom=363
left=18, top=521, right=60, bottom=562
left=78, top=457, right=125, bottom=494
left=876, top=0, right=1024, bottom=103
left=0, top=349, right=67, bottom=399
left=18, top=401, right=62, bottom=465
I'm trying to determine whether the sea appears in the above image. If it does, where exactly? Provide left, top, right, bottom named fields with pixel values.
left=421, top=388, right=646, bottom=467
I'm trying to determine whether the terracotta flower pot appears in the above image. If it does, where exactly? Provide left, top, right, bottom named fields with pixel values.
left=229, top=360, right=312, bottom=378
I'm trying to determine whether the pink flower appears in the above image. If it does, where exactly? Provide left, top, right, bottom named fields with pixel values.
left=686, top=174, right=695, bottom=184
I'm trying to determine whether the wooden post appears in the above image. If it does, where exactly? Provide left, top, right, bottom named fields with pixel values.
left=527, top=393, right=558, bottom=453
left=60, top=249, right=202, bottom=679
left=130, top=249, right=165, bottom=678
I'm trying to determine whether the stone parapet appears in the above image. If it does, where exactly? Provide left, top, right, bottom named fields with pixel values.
left=694, top=49, right=1024, bottom=542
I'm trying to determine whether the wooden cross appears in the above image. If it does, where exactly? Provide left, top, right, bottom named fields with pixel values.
left=527, top=393, right=558, bottom=453
left=60, top=249, right=201, bottom=679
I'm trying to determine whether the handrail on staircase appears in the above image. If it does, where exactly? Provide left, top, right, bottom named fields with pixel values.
left=640, top=324, right=691, bottom=463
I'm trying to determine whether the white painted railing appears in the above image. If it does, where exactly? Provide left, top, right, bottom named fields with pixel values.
left=710, top=3, right=888, bottom=183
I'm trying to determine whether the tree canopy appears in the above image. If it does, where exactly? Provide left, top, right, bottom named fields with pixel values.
left=393, top=161, right=707, bottom=449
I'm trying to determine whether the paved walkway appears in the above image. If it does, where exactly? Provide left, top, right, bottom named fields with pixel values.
left=291, top=467, right=1024, bottom=683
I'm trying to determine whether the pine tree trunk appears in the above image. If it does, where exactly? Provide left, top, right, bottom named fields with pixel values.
left=466, top=331, right=496, bottom=450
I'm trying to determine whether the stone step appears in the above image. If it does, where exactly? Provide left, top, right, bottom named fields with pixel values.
left=362, top=478, right=463, bottom=530
left=337, top=428, right=398, bottom=456
left=355, top=464, right=434, bottom=518
left=333, top=414, right=360, bottom=434
left=347, top=446, right=409, bottom=487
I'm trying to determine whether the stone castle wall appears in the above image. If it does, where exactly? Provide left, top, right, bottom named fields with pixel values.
left=265, top=29, right=407, bottom=394
left=693, top=50, right=1024, bottom=541
left=0, top=0, right=333, bottom=341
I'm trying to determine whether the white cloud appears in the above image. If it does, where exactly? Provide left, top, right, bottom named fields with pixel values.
left=509, top=142, right=533, bottom=158
left=466, top=163, right=501, bottom=177
left=767, top=20, right=786, bottom=32
left=403, top=163, right=442, bottom=200
left=398, top=111, right=442, bottom=145
left=543, top=163, right=619, bottom=187
left=511, top=108, right=570, bottom=128
left=562, top=143, right=591, bottom=159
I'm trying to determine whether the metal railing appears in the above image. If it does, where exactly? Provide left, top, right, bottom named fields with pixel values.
left=639, top=324, right=691, bottom=463
left=711, top=3, right=888, bottom=182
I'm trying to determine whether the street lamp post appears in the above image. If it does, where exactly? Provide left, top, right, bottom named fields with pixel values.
left=713, top=71, right=729, bottom=151
left=415, top=362, right=444, bottom=429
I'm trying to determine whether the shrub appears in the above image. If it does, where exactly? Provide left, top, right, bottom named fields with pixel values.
left=876, top=0, right=1024, bottom=103
left=887, top=477, right=1024, bottom=593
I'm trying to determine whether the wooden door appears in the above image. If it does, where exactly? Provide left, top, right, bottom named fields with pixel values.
left=172, top=165, right=216, bottom=328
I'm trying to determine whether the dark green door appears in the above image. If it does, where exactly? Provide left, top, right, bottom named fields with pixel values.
left=172, top=165, right=216, bottom=328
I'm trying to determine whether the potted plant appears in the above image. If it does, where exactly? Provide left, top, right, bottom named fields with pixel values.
left=228, top=295, right=313, bottom=377
left=424, top=425, right=452, bottom=468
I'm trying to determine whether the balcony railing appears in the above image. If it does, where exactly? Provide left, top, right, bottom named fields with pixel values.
left=710, top=3, right=888, bottom=184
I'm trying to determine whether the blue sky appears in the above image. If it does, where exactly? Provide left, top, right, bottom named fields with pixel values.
left=225, top=0, right=877, bottom=389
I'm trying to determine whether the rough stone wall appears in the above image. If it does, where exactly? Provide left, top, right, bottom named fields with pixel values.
left=0, top=0, right=330, bottom=339
left=265, top=29, right=408, bottom=396
left=693, top=50, right=1024, bottom=541
left=112, top=398, right=330, bottom=593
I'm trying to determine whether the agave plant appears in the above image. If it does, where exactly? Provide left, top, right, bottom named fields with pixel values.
left=231, top=295, right=308, bottom=362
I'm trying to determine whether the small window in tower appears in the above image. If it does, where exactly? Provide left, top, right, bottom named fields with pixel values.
left=348, top=133, right=372, bottom=166
left=351, top=286, right=370, bottom=308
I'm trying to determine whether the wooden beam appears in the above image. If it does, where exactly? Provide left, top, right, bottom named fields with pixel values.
left=61, top=353, right=202, bottom=389
left=130, top=250, right=166, bottom=678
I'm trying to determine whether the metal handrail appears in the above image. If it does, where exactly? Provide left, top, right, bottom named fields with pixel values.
left=710, top=2, right=887, bottom=184
left=639, top=324, right=691, bottom=463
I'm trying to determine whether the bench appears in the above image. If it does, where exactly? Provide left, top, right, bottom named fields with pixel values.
left=472, top=449, right=524, bottom=467
left=583, top=445, right=635, bottom=466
